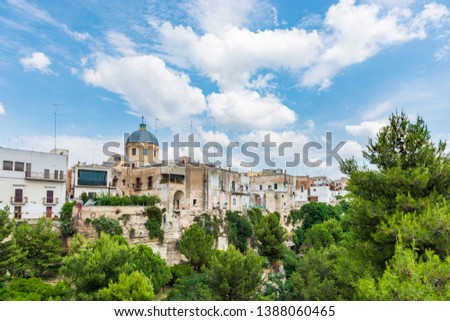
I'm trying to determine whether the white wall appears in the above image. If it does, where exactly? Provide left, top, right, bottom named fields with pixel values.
left=0, top=148, right=67, bottom=218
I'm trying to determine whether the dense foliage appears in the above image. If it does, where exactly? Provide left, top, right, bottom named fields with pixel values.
left=93, top=194, right=160, bottom=206
left=2, top=112, right=449, bottom=302
left=207, top=245, right=263, bottom=300
left=179, top=224, right=214, bottom=271
left=144, top=206, right=164, bottom=242
left=225, top=211, right=253, bottom=253
left=60, top=233, right=170, bottom=299
left=91, top=215, right=123, bottom=236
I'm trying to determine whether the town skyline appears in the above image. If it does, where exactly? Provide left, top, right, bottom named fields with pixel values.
left=0, top=0, right=449, bottom=179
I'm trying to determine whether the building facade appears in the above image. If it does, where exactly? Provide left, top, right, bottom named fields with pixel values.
left=0, top=147, right=68, bottom=219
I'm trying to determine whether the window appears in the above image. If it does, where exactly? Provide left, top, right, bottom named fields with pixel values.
left=25, top=163, right=31, bottom=176
left=260, top=185, right=263, bottom=190
left=59, top=170, right=64, bottom=180
left=233, top=198, right=236, bottom=206
left=301, top=186, right=304, bottom=193
left=220, top=180, right=224, bottom=191
left=3, top=160, right=13, bottom=171
left=274, top=183, right=278, bottom=190
left=193, top=199, right=197, bottom=206
left=77, top=170, right=107, bottom=186
left=14, top=162, right=24, bottom=172
left=14, top=189, right=23, bottom=203
left=231, top=181, right=236, bottom=192
left=143, top=148, right=148, bottom=156
left=44, top=169, right=50, bottom=179
left=132, top=148, right=136, bottom=156
left=153, top=150, right=157, bottom=158
left=46, top=190, right=54, bottom=203
left=54, top=170, right=58, bottom=180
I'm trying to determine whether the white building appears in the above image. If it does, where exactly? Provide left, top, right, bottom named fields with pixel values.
left=310, top=176, right=333, bottom=203
left=0, top=147, right=68, bottom=219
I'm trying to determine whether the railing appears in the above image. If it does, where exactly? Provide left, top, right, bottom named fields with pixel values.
left=43, top=197, right=59, bottom=205
left=10, top=196, right=28, bottom=205
left=25, top=171, right=65, bottom=181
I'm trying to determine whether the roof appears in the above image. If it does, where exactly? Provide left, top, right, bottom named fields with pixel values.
left=126, top=120, right=159, bottom=146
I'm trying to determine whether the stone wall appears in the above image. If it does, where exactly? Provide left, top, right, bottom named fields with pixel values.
left=73, top=205, right=229, bottom=266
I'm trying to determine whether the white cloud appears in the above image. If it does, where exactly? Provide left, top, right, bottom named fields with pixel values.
left=301, top=1, right=449, bottom=88
left=362, top=100, right=394, bottom=119
left=360, top=0, right=416, bottom=8
left=339, top=140, right=364, bottom=159
left=185, top=0, right=267, bottom=34
left=434, top=42, right=450, bottom=61
left=19, top=135, right=120, bottom=166
left=7, top=0, right=90, bottom=41
left=156, top=0, right=448, bottom=91
left=305, top=120, right=315, bottom=130
left=345, top=120, right=387, bottom=139
left=106, top=31, right=137, bottom=56
left=207, top=90, right=297, bottom=130
left=20, top=52, right=52, bottom=74
left=158, top=22, right=323, bottom=90
left=0, top=103, right=5, bottom=115
left=83, top=54, right=206, bottom=127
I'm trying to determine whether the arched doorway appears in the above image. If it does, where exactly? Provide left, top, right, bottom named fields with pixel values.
left=173, top=190, right=185, bottom=210
left=253, top=194, right=262, bottom=207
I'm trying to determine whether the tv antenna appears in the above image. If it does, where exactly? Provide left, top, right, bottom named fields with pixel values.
left=52, top=104, right=63, bottom=153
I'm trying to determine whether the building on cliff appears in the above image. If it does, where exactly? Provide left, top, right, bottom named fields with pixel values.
left=68, top=119, right=347, bottom=215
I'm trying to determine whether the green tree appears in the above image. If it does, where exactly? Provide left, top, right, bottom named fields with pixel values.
left=130, top=244, right=171, bottom=293
left=255, top=213, right=286, bottom=261
left=61, top=233, right=132, bottom=297
left=0, top=277, right=72, bottom=301
left=207, top=245, right=263, bottom=301
left=179, top=224, right=214, bottom=271
left=225, top=211, right=253, bottom=253
left=304, top=218, right=344, bottom=250
left=0, top=207, right=25, bottom=280
left=167, top=273, right=214, bottom=301
left=96, top=271, right=154, bottom=301
left=194, top=213, right=220, bottom=240
left=356, top=244, right=450, bottom=300
left=300, top=202, right=339, bottom=231
left=14, top=218, right=63, bottom=278
left=60, top=202, right=75, bottom=238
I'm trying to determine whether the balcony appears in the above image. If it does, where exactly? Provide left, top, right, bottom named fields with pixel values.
left=10, top=196, right=28, bottom=205
left=25, top=171, right=65, bottom=182
left=43, top=197, right=59, bottom=205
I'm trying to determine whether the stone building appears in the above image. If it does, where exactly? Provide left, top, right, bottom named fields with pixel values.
left=69, top=120, right=346, bottom=214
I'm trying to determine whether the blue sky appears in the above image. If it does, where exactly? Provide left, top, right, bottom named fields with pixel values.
left=0, top=0, right=449, bottom=177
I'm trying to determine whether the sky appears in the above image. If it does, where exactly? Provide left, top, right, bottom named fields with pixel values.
left=0, top=0, right=449, bottom=178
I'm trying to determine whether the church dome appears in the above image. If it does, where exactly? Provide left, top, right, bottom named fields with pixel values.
left=126, top=119, right=159, bottom=146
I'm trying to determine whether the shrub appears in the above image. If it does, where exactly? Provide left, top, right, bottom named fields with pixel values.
left=91, top=215, right=123, bottom=236
left=144, top=206, right=163, bottom=242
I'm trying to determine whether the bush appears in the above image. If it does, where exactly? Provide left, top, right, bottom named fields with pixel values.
left=60, top=202, right=75, bottom=238
left=0, top=277, right=72, bottom=301
left=91, top=215, right=123, bottom=236
left=94, top=194, right=160, bottom=206
left=144, top=206, right=163, bottom=242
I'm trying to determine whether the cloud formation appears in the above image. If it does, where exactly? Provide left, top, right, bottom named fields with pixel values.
left=156, top=0, right=448, bottom=91
left=83, top=54, right=206, bottom=126
left=345, top=120, right=387, bottom=139
left=20, top=52, right=52, bottom=74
